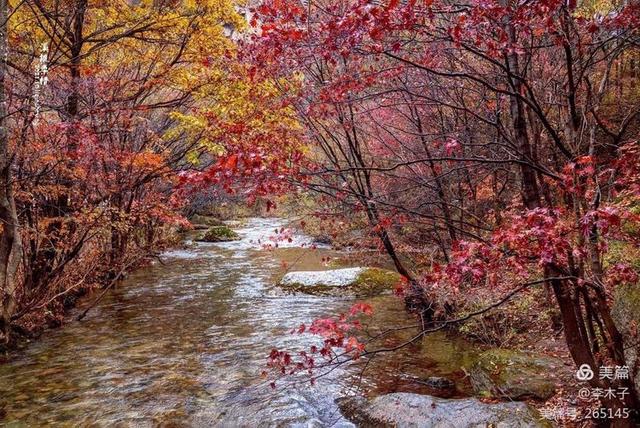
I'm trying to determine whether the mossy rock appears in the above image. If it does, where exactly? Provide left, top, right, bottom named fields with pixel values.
left=468, top=349, right=562, bottom=400
left=195, top=226, right=240, bottom=243
left=279, top=267, right=401, bottom=296
left=612, top=283, right=640, bottom=397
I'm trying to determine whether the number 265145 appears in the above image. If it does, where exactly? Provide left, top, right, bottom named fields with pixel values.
left=585, top=408, right=630, bottom=419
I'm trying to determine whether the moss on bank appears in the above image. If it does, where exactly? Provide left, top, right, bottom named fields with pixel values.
left=612, top=283, right=640, bottom=397
left=467, top=349, right=561, bottom=400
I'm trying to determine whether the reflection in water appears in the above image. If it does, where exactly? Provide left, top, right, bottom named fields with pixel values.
left=0, top=218, right=476, bottom=427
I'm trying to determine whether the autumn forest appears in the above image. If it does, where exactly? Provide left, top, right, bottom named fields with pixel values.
left=0, top=0, right=639, bottom=426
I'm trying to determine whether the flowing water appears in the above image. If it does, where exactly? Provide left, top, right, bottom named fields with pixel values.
left=0, top=218, right=477, bottom=427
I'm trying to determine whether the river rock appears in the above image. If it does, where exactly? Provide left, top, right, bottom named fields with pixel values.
left=612, top=283, right=640, bottom=397
left=468, top=349, right=561, bottom=400
left=337, top=393, right=549, bottom=427
left=312, top=235, right=333, bottom=246
left=418, top=376, right=456, bottom=391
left=279, top=267, right=401, bottom=296
left=195, top=225, right=240, bottom=242
left=281, top=267, right=365, bottom=287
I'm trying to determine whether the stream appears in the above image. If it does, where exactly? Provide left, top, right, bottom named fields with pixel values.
left=0, top=218, right=477, bottom=427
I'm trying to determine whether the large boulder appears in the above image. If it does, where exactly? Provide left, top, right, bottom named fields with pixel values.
left=337, top=393, right=549, bottom=427
left=468, top=349, right=562, bottom=400
left=195, top=225, right=240, bottom=243
left=612, top=283, right=640, bottom=397
left=279, top=267, right=401, bottom=296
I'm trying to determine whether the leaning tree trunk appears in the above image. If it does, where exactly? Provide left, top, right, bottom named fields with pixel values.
left=0, top=0, right=23, bottom=347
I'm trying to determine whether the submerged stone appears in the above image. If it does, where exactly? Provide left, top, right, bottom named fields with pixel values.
left=468, top=349, right=561, bottom=400
left=417, top=376, right=456, bottom=391
left=279, top=267, right=401, bottom=296
left=195, top=226, right=240, bottom=242
left=337, top=393, right=549, bottom=427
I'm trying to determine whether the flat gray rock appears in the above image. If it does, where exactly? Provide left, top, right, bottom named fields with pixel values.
left=279, top=267, right=403, bottom=296
left=280, top=268, right=366, bottom=287
left=337, top=393, right=549, bottom=428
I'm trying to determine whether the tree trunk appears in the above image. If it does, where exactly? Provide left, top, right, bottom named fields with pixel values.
left=505, top=27, right=540, bottom=210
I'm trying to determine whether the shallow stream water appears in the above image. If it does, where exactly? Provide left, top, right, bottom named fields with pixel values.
left=0, top=218, right=476, bottom=427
